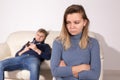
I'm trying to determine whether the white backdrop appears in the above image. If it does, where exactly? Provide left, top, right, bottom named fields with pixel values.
left=0, top=0, right=120, bottom=70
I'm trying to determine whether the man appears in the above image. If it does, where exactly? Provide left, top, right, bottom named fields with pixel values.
left=0, top=28, right=51, bottom=80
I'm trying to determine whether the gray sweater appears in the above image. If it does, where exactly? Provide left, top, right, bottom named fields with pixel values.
left=50, top=33, right=101, bottom=80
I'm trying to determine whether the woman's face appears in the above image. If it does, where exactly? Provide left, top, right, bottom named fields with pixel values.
left=66, top=13, right=87, bottom=35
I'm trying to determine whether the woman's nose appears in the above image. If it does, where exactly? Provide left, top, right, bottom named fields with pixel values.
left=70, top=23, right=75, bottom=28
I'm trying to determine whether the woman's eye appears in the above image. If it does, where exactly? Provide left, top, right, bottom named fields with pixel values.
left=66, top=21, right=70, bottom=24
left=74, top=21, right=80, bottom=24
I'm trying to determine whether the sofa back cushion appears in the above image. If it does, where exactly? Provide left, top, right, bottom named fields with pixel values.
left=6, top=31, right=35, bottom=56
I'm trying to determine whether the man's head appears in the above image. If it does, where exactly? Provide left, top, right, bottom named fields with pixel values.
left=35, top=28, right=49, bottom=42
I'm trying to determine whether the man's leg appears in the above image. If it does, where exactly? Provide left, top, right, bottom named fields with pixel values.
left=0, top=55, right=27, bottom=80
left=22, top=55, right=40, bottom=80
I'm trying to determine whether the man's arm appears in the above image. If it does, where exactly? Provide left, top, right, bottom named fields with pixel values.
left=39, top=44, right=51, bottom=60
left=15, top=45, right=30, bottom=56
left=28, top=43, right=42, bottom=55
left=28, top=43, right=51, bottom=60
left=18, top=46, right=30, bottom=56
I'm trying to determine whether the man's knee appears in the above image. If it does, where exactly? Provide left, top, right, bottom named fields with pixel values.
left=29, top=61, right=40, bottom=70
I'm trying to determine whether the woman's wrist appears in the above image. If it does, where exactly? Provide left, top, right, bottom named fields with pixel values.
left=72, top=66, right=79, bottom=78
left=72, top=64, right=90, bottom=74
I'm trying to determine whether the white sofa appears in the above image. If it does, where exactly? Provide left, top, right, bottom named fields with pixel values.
left=0, top=31, right=103, bottom=80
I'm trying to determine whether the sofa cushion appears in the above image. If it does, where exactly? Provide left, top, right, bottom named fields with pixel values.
left=0, top=43, right=11, bottom=60
left=5, top=70, right=45, bottom=80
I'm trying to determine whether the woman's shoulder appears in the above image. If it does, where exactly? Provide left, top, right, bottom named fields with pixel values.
left=89, top=36, right=98, bottom=42
left=88, top=36, right=99, bottom=46
left=53, top=37, right=62, bottom=44
left=52, top=37, right=63, bottom=48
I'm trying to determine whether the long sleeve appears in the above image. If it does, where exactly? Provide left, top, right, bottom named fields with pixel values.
left=50, top=40, right=73, bottom=77
left=15, top=42, right=51, bottom=61
left=40, top=44, right=51, bottom=60
left=78, top=39, right=101, bottom=80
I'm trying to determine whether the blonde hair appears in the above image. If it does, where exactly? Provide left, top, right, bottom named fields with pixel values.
left=58, top=4, right=90, bottom=50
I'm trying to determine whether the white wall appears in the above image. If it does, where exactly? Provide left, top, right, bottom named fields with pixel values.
left=0, top=0, right=120, bottom=70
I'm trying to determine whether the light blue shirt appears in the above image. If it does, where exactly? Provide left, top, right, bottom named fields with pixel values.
left=50, top=33, right=101, bottom=80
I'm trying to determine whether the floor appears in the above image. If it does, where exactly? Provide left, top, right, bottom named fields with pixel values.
left=103, top=70, right=120, bottom=80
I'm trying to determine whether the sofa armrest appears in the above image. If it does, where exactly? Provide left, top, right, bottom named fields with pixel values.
left=0, top=43, right=11, bottom=60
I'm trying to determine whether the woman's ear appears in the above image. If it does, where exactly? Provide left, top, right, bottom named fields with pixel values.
left=83, top=20, right=87, bottom=26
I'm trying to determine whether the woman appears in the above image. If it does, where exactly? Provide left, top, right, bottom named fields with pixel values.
left=50, top=4, right=101, bottom=80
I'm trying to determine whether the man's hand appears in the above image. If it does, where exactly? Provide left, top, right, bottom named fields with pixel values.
left=29, top=43, right=41, bottom=55
left=18, top=46, right=30, bottom=56
left=28, top=43, right=37, bottom=50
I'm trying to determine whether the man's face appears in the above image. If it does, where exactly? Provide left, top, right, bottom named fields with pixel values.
left=35, top=32, right=46, bottom=42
